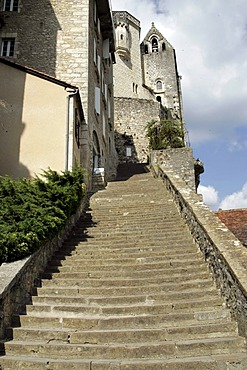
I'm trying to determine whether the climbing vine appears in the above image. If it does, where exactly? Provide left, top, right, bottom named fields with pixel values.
left=146, top=119, right=185, bottom=150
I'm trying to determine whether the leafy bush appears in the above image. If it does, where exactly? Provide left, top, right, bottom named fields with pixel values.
left=0, top=167, right=85, bottom=264
left=146, top=119, right=185, bottom=150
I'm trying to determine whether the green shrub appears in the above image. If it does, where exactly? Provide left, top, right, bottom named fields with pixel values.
left=146, top=119, right=185, bottom=150
left=0, top=167, right=85, bottom=264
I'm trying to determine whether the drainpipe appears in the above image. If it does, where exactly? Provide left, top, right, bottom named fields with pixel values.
left=66, top=88, right=78, bottom=171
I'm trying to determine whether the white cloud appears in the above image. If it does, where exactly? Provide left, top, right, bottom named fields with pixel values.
left=219, top=183, right=247, bottom=210
left=198, top=184, right=219, bottom=209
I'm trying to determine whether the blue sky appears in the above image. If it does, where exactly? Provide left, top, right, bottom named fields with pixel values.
left=111, top=0, right=247, bottom=210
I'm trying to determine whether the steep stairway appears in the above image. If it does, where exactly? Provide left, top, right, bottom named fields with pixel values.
left=1, top=166, right=247, bottom=369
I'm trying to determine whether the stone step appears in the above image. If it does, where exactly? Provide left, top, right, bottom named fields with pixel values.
left=42, top=268, right=209, bottom=281
left=14, top=309, right=231, bottom=330
left=36, top=278, right=215, bottom=297
left=66, top=239, right=196, bottom=249
left=40, top=273, right=211, bottom=288
left=44, top=263, right=208, bottom=276
left=25, top=298, right=224, bottom=317
left=55, top=243, right=197, bottom=255
left=31, top=289, right=221, bottom=306
left=54, top=247, right=198, bottom=260
left=4, top=337, right=246, bottom=360
left=2, top=354, right=247, bottom=370
left=10, top=322, right=238, bottom=344
left=49, top=255, right=204, bottom=268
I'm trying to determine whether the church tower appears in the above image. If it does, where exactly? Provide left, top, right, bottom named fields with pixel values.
left=113, top=13, right=184, bottom=164
left=141, top=22, right=184, bottom=121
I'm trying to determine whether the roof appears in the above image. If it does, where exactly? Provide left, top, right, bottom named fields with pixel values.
left=0, top=58, right=77, bottom=90
left=142, top=22, right=173, bottom=48
left=215, top=208, right=247, bottom=246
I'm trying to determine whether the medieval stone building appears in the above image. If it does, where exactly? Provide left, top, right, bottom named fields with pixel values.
left=0, top=0, right=117, bottom=187
left=113, top=11, right=184, bottom=163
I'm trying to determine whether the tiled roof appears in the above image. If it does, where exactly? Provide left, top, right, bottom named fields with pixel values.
left=215, top=209, right=247, bottom=246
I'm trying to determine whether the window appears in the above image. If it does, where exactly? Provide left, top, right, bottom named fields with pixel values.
left=126, top=147, right=132, bottom=157
left=156, top=80, right=162, bottom=90
left=4, top=0, right=18, bottom=11
left=95, top=86, right=101, bottom=115
left=120, top=34, right=124, bottom=40
left=103, top=38, right=110, bottom=59
left=102, top=114, right=106, bottom=138
left=152, top=37, right=158, bottom=52
left=1, top=38, right=15, bottom=57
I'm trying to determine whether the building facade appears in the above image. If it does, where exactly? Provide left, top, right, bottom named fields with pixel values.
left=0, top=58, right=84, bottom=179
left=0, top=0, right=117, bottom=187
left=113, top=11, right=184, bottom=163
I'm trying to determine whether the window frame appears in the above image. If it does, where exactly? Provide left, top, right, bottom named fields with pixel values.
left=3, top=0, right=19, bottom=12
left=0, top=38, right=15, bottom=57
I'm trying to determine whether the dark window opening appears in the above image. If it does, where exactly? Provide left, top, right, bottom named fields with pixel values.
left=1, top=38, right=15, bottom=57
left=162, top=42, right=166, bottom=51
left=156, top=96, right=162, bottom=103
left=120, top=34, right=124, bottom=40
left=144, top=44, right=148, bottom=54
left=152, top=37, right=158, bottom=52
left=4, top=0, right=18, bottom=11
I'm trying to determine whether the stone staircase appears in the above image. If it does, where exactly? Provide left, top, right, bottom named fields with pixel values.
left=1, top=167, right=247, bottom=369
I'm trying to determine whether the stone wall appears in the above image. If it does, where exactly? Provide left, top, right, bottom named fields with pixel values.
left=150, top=150, right=247, bottom=339
left=0, top=0, right=117, bottom=188
left=113, top=11, right=152, bottom=101
left=0, top=196, right=88, bottom=340
left=151, top=148, right=196, bottom=190
left=114, top=97, right=160, bottom=163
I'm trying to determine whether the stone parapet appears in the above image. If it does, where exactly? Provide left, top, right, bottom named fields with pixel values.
left=0, top=196, right=88, bottom=340
left=150, top=148, right=196, bottom=190
left=151, top=151, right=247, bottom=339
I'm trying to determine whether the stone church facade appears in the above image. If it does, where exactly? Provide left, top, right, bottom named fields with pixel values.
left=113, top=11, right=184, bottom=163
left=0, top=0, right=117, bottom=188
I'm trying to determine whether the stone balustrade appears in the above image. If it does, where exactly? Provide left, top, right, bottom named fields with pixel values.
left=0, top=196, right=88, bottom=340
left=151, top=148, right=247, bottom=338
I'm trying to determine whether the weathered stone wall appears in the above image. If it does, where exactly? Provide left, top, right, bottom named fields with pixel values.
left=0, top=0, right=117, bottom=188
left=113, top=11, right=152, bottom=100
left=150, top=150, right=247, bottom=339
left=151, top=148, right=196, bottom=190
left=0, top=196, right=88, bottom=340
left=142, top=43, right=180, bottom=115
left=114, top=97, right=160, bottom=163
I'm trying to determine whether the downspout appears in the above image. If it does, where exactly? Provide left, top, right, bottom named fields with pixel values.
left=65, top=88, right=78, bottom=171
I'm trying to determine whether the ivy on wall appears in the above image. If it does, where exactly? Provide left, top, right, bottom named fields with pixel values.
left=146, top=119, right=185, bottom=150
left=0, top=167, right=85, bottom=264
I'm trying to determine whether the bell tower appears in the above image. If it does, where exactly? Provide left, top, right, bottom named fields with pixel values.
left=141, top=22, right=183, bottom=121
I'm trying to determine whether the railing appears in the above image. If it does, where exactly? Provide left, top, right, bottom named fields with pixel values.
left=0, top=196, right=88, bottom=339
left=150, top=148, right=247, bottom=338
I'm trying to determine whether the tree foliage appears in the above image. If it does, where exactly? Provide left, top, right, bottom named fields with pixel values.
left=146, top=119, right=185, bottom=150
left=0, top=167, right=85, bottom=264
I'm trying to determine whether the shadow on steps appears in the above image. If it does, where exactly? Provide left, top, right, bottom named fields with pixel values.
left=114, top=163, right=149, bottom=182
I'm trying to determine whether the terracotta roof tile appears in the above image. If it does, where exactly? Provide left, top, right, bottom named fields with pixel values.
left=215, top=209, right=247, bottom=246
